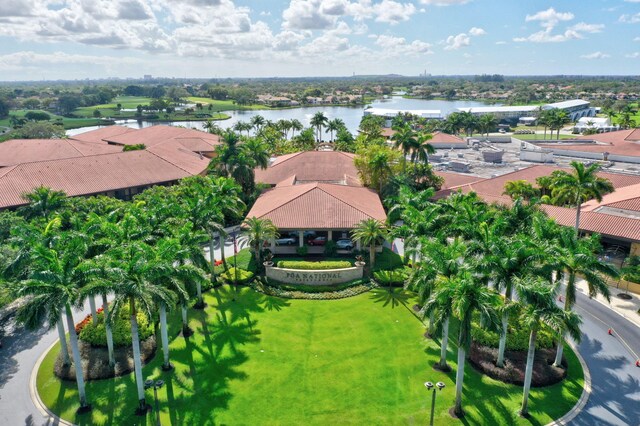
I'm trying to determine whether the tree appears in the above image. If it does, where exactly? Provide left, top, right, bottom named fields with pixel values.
left=426, top=270, right=500, bottom=417
left=391, top=124, right=417, bottom=172
left=326, top=118, right=345, bottom=142
left=551, top=230, right=618, bottom=367
left=16, top=234, right=94, bottom=411
left=289, top=119, right=304, bottom=138
left=477, top=114, right=497, bottom=137
left=0, top=98, right=9, bottom=119
left=551, top=161, right=614, bottom=232
left=414, top=131, right=435, bottom=164
left=516, top=277, right=581, bottom=417
left=13, top=121, right=65, bottom=139
left=352, top=219, right=388, bottom=270
left=99, top=241, right=176, bottom=414
left=310, top=112, right=328, bottom=142
left=354, top=144, right=402, bottom=192
left=242, top=138, right=270, bottom=170
left=503, top=180, right=540, bottom=202
left=20, top=186, right=67, bottom=221
left=242, top=217, right=278, bottom=271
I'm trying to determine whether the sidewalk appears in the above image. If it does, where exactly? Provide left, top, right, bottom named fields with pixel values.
left=576, top=277, right=640, bottom=328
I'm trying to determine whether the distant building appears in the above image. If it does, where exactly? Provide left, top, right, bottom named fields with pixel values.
left=573, top=117, right=617, bottom=133
left=363, top=108, right=444, bottom=127
left=458, top=99, right=596, bottom=123
left=143, top=74, right=152, bottom=80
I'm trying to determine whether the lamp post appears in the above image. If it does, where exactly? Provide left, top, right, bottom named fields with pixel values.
left=424, top=381, right=445, bottom=426
left=145, top=379, right=164, bottom=426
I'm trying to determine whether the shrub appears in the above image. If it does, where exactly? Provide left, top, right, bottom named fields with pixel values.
left=79, top=308, right=153, bottom=348
left=296, top=245, right=308, bottom=256
left=276, top=260, right=352, bottom=270
left=373, top=268, right=410, bottom=286
left=471, top=313, right=556, bottom=351
left=324, top=240, right=338, bottom=256
left=253, top=278, right=372, bottom=300
left=220, top=267, right=254, bottom=284
left=123, top=143, right=146, bottom=152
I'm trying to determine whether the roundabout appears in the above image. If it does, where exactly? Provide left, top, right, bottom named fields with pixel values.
left=33, top=286, right=584, bottom=425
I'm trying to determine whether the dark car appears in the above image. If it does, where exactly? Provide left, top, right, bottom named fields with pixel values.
left=308, top=236, right=327, bottom=246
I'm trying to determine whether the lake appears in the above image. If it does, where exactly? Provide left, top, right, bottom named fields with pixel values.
left=66, top=97, right=495, bottom=137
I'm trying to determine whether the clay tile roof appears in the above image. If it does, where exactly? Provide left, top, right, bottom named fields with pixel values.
left=542, top=205, right=640, bottom=241
left=102, top=125, right=220, bottom=150
left=0, top=138, right=121, bottom=167
left=436, top=171, right=485, bottom=190
left=246, top=182, right=386, bottom=229
left=430, top=131, right=466, bottom=144
left=69, top=125, right=136, bottom=144
left=255, top=151, right=360, bottom=186
left=536, top=129, right=640, bottom=157
left=581, top=183, right=640, bottom=213
left=0, top=151, right=190, bottom=209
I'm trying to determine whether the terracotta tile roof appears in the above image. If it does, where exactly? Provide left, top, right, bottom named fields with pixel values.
left=436, top=171, right=485, bottom=190
left=542, top=205, right=640, bottom=241
left=0, top=151, right=190, bottom=209
left=430, top=131, right=466, bottom=145
left=255, top=151, right=360, bottom=186
left=536, top=129, right=640, bottom=157
left=103, top=125, right=219, bottom=150
left=246, top=182, right=386, bottom=229
left=0, top=138, right=120, bottom=167
left=69, top=125, right=135, bottom=144
left=581, top=183, right=640, bottom=213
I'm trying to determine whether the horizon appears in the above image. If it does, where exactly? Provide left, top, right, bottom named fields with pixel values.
left=1, top=1, right=639, bottom=81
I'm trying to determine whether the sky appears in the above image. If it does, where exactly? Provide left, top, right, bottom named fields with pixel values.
left=0, top=0, right=639, bottom=81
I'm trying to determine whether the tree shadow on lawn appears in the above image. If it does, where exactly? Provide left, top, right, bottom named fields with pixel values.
left=369, top=288, right=424, bottom=324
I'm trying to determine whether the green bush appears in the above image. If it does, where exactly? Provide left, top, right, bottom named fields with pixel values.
left=373, top=268, right=410, bottom=286
left=471, top=313, right=556, bottom=351
left=296, top=245, right=308, bottom=256
left=220, top=267, right=254, bottom=284
left=265, top=278, right=368, bottom=293
left=276, top=260, right=352, bottom=270
left=79, top=309, right=153, bottom=348
left=324, top=240, right=338, bottom=256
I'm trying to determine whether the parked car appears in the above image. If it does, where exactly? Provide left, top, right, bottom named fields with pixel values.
left=308, top=236, right=327, bottom=246
left=276, top=236, right=297, bottom=245
left=335, top=239, right=354, bottom=250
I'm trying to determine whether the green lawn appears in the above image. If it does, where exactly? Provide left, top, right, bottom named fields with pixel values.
left=0, top=109, right=106, bottom=130
left=37, top=286, right=582, bottom=425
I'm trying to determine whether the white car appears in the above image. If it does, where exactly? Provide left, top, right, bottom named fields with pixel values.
left=276, top=236, right=297, bottom=245
left=336, top=239, right=354, bottom=250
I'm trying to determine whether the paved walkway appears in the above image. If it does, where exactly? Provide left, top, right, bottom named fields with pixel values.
left=575, top=278, right=640, bottom=328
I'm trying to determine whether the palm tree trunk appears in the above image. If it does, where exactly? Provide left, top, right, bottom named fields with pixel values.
left=88, top=296, right=97, bottom=325
left=159, top=303, right=171, bottom=370
left=64, top=304, right=88, bottom=408
left=181, top=303, right=192, bottom=337
left=220, top=235, right=228, bottom=271
left=195, top=282, right=204, bottom=308
left=454, top=344, right=466, bottom=416
left=56, top=317, right=70, bottom=366
left=496, top=312, right=509, bottom=367
left=210, top=236, right=217, bottom=285
left=440, top=316, right=450, bottom=369
left=101, top=294, right=114, bottom=367
left=129, top=298, right=146, bottom=410
left=428, top=312, right=435, bottom=337
left=369, top=243, right=375, bottom=272
left=574, top=203, right=582, bottom=234
left=520, top=327, right=538, bottom=416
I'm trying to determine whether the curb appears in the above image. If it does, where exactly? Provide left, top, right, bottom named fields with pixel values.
left=29, top=338, right=76, bottom=426
left=544, top=341, right=591, bottom=426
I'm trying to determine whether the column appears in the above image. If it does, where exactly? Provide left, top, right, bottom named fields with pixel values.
left=328, top=230, right=333, bottom=241
left=270, top=238, right=275, bottom=251
left=299, top=230, right=304, bottom=248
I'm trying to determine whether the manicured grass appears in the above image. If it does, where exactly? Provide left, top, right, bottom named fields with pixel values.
left=186, top=97, right=265, bottom=111
left=0, top=109, right=106, bottom=130
left=36, top=286, right=582, bottom=425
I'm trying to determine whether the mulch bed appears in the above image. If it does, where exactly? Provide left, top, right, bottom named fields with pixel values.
left=54, top=336, right=157, bottom=381
left=468, top=342, right=567, bottom=387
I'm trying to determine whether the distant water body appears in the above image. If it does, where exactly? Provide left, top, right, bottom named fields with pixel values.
left=66, top=97, right=496, bottom=137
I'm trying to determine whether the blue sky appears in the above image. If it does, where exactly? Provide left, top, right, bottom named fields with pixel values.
left=0, top=0, right=638, bottom=81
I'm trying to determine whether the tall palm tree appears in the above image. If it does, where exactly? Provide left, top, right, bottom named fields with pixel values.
left=502, top=180, right=539, bottom=202
left=326, top=118, right=344, bottom=142
left=551, top=161, right=614, bottom=232
left=242, top=138, right=270, bottom=170
left=20, top=186, right=67, bottom=221
left=516, top=277, right=581, bottom=417
left=290, top=119, right=303, bottom=139
left=99, top=241, right=176, bottom=414
left=551, top=230, right=618, bottom=366
left=477, top=114, right=497, bottom=137
left=391, top=124, right=418, bottom=172
left=427, top=270, right=500, bottom=417
left=310, top=112, right=328, bottom=143
left=242, top=217, right=278, bottom=270
left=16, top=234, right=93, bottom=411
left=414, top=131, right=435, bottom=164
left=250, top=115, right=265, bottom=134
left=352, top=219, right=388, bottom=271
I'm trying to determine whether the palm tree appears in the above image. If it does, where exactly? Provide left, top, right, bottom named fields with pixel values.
left=326, top=118, right=344, bottom=142
left=503, top=180, right=539, bottom=202
left=242, top=138, right=270, bottom=170
left=20, top=186, right=67, bottom=221
left=203, top=119, right=223, bottom=135
left=290, top=119, right=304, bottom=139
left=551, top=161, right=614, bottom=232
left=427, top=270, right=500, bottom=417
left=551, top=230, right=618, bottom=367
left=242, top=217, right=278, bottom=270
left=477, top=114, right=497, bottom=137
left=310, top=112, right=328, bottom=142
left=352, top=219, right=388, bottom=271
left=250, top=115, right=265, bottom=134
left=391, top=124, right=418, bottom=172
left=414, top=131, right=435, bottom=164
left=99, top=241, right=176, bottom=414
left=16, top=234, right=93, bottom=411
left=516, top=277, right=581, bottom=417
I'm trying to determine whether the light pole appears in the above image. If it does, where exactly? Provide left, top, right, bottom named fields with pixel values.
left=145, top=378, right=164, bottom=426
left=424, top=381, right=445, bottom=426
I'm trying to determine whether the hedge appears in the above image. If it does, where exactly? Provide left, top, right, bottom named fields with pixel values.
left=220, top=267, right=254, bottom=284
left=276, top=260, right=352, bottom=270
left=373, top=268, right=410, bottom=286
left=471, top=314, right=557, bottom=351
left=79, top=309, right=153, bottom=348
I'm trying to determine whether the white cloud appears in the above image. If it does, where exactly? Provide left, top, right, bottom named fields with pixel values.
left=0, top=51, right=142, bottom=71
left=525, top=8, right=574, bottom=29
left=626, top=52, right=640, bottom=58
left=444, top=32, right=470, bottom=50
left=620, top=13, right=640, bottom=23
left=514, top=8, right=604, bottom=43
left=372, top=1, right=416, bottom=24
left=495, top=41, right=507, bottom=45
left=469, top=27, right=486, bottom=36
left=635, top=36, right=640, bottom=41
left=283, top=0, right=340, bottom=29
left=569, top=22, right=604, bottom=33
left=374, top=34, right=433, bottom=56
left=419, top=0, right=470, bottom=5
left=580, top=51, right=610, bottom=59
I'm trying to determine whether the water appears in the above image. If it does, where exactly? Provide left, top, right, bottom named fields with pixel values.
left=66, top=97, right=495, bottom=137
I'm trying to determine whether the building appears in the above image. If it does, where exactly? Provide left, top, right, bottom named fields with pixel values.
left=457, top=99, right=595, bottom=123
left=363, top=107, right=443, bottom=127
left=573, top=117, right=617, bottom=133
left=435, top=165, right=640, bottom=254
left=249, top=151, right=386, bottom=254
left=0, top=125, right=220, bottom=210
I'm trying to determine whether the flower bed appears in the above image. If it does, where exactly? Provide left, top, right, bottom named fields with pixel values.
left=220, top=267, right=254, bottom=284
left=276, top=260, right=353, bottom=270
left=78, top=309, right=153, bottom=348
left=252, top=278, right=372, bottom=300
